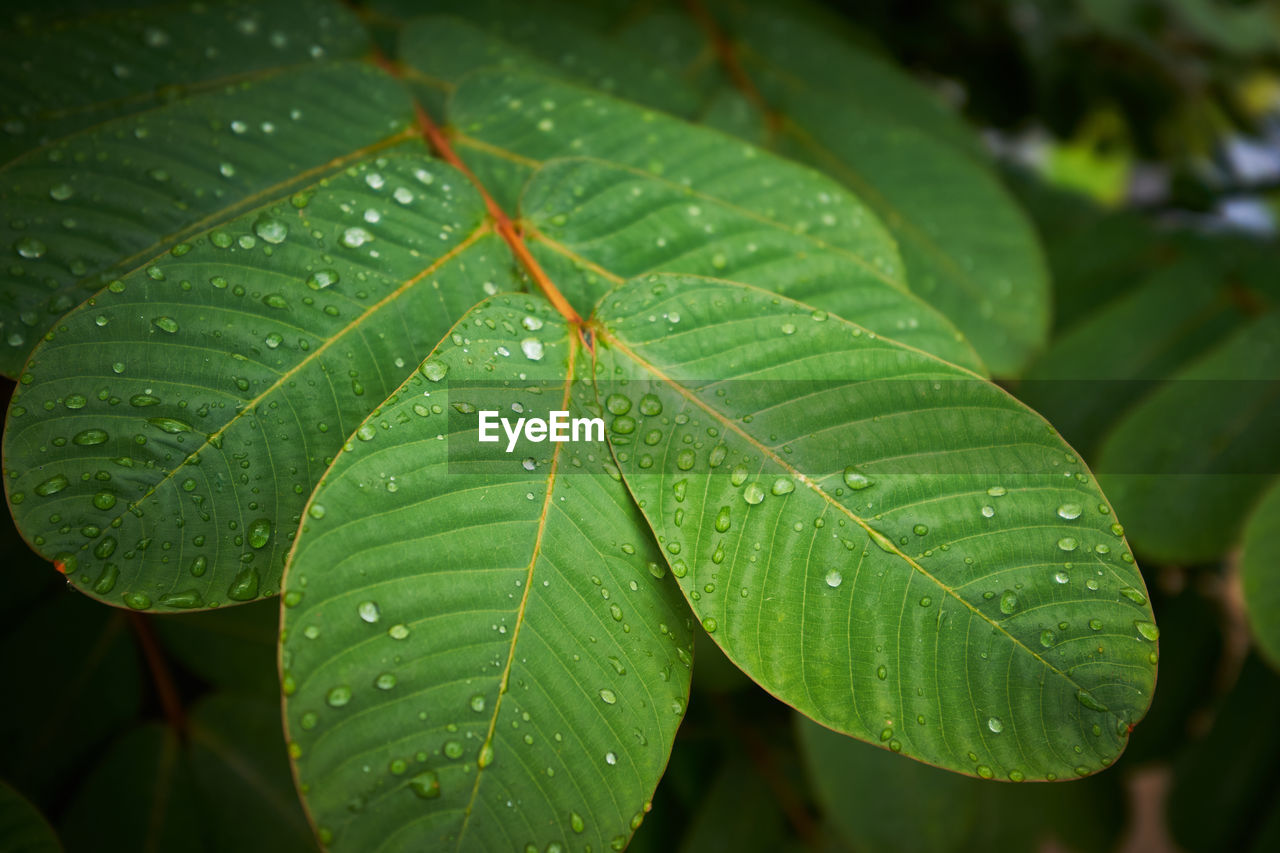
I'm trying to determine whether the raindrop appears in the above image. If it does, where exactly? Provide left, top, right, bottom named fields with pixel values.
left=825, top=570, right=843, bottom=588
left=358, top=600, right=381, bottom=623
left=520, top=338, right=544, bottom=361
left=743, top=484, right=765, bottom=505
left=842, top=466, right=872, bottom=490
left=253, top=215, right=288, bottom=244
left=409, top=770, right=440, bottom=799
left=1057, top=503, right=1082, bottom=520
left=248, top=518, right=271, bottom=549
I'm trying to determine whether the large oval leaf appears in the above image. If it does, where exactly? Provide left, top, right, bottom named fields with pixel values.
left=281, top=293, right=693, bottom=851
left=1096, top=312, right=1280, bottom=564
left=594, top=274, right=1156, bottom=781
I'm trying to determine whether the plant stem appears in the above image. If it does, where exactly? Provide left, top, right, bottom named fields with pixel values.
left=368, top=52, right=584, bottom=325
left=127, top=612, right=186, bottom=738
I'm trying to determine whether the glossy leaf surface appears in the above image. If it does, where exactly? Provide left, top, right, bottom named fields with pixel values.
left=598, top=275, right=1155, bottom=781
left=281, top=294, right=693, bottom=851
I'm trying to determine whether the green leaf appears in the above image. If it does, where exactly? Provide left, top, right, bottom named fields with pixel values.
left=1096, top=313, right=1280, bottom=563
left=676, top=758, right=787, bottom=853
left=0, top=0, right=369, bottom=162
left=0, top=780, right=60, bottom=853
left=435, top=69, right=983, bottom=371
left=0, top=56, right=411, bottom=378
left=726, top=1, right=983, bottom=157
left=396, top=4, right=1048, bottom=375
left=3, top=146, right=518, bottom=609
left=596, top=274, right=1156, bottom=781
left=1168, top=655, right=1280, bottom=853
left=5, top=65, right=984, bottom=612
left=58, top=694, right=315, bottom=853
left=58, top=723, right=200, bottom=852
left=151, top=598, right=282, bottom=694
left=1018, top=254, right=1245, bottom=457
left=1242, top=478, right=1280, bottom=671
left=0, top=588, right=142, bottom=805
left=797, top=712, right=1126, bottom=853
left=281, top=294, right=693, bottom=851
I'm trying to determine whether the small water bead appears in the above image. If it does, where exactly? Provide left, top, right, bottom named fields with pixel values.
left=470, top=693, right=486, bottom=712
left=599, top=688, right=617, bottom=705
left=326, top=686, right=352, bottom=707
left=771, top=477, right=794, bottom=496
left=409, top=771, right=440, bottom=799
left=1053, top=570, right=1070, bottom=584
left=605, top=751, right=617, bottom=766
left=1119, top=587, right=1148, bottom=605
left=1039, top=630, right=1055, bottom=648
left=987, top=485, right=1007, bottom=497
left=520, top=338, right=544, bottom=361
left=375, top=673, right=397, bottom=690
left=253, top=215, right=288, bottom=244
left=357, top=600, right=381, bottom=623
left=248, top=518, right=271, bottom=549
left=1057, top=537, right=1078, bottom=552
left=388, top=623, right=410, bottom=640
left=842, top=466, right=872, bottom=490
left=1086, top=578, right=1100, bottom=591
left=981, top=505, right=995, bottom=518
left=1135, top=621, right=1159, bottom=641
left=73, top=429, right=108, bottom=446
left=421, top=360, right=448, bottom=382
left=715, top=506, right=731, bottom=532
left=999, top=590, right=1019, bottom=615
left=35, top=474, right=69, bottom=496
left=876, top=665, right=887, bottom=680
left=988, top=717, right=1004, bottom=734
left=676, top=449, right=695, bottom=470
left=913, top=524, right=928, bottom=536
left=49, top=182, right=73, bottom=201
left=825, top=570, right=843, bottom=588
left=307, top=503, right=326, bottom=520
left=1088, top=619, right=1103, bottom=631
left=743, top=484, right=765, bottom=505
left=1057, top=503, right=1083, bottom=520
left=307, top=268, right=339, bottom=290
left=92, top=492, right=116, bottom=511
left=15, top=236, right=47, bottom=259
left=701, top=617, right=717, bottom=632
left=341, top=226, right=372, bottom=248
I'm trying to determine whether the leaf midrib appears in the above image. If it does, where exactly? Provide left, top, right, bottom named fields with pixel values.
left=454, top=331, right=579, bottom=850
